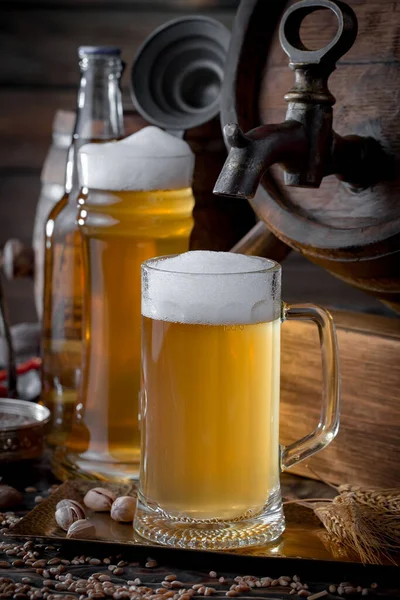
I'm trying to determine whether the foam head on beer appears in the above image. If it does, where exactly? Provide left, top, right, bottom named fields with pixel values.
left=79, top=126, right=194, bottom=191
left=142, top=251, right=281, bottom=325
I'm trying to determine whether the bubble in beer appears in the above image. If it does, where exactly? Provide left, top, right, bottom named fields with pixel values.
left=79, top=126, right=194, bottom=191
left=142, top=251, right=281, bottom=325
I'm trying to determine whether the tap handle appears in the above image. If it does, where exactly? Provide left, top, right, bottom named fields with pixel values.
left=279, top=0, right=358, bottom=68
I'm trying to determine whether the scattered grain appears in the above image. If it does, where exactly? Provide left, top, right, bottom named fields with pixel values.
left=307, top=592, right=328, bottom=600
left=32, top=560, right=47, bottom=568
left=145, top=560, right=158, bottom=568
left=170, top=582, right=183, bottom=590
left=204, top=588, right=216, bottom=596
left=12, top=561, right=23, bottom=568
left=344, top=587, right=356, bottom=594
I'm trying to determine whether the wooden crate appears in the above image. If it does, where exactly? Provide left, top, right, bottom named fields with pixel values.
left=280, top=311, right=400, bottom=487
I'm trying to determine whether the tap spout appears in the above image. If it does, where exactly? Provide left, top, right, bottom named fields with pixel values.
left=213, top=121, right=308, bottom=200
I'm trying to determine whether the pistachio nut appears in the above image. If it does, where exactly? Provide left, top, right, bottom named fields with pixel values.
left=66, top=519, right=96, bottom=539
left=56, top=498, right=85, bottom=513
left=83, top=487, right=116, bottom=512
left=55, top=500, right=86, bottom=531
left=110, top=496, right=136, bottom=523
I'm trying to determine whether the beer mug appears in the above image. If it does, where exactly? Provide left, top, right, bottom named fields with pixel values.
left=134, top=251, right=340, bottom=549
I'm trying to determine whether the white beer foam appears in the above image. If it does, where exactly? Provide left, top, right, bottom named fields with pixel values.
left=142, top=251, right=281, bottom=325
left=79, top=126, right=194, bottom=191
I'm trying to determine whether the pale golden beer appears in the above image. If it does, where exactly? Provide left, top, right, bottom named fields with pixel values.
left=135, top=251, right=341, bottom=549
left=60, top=188, right=193, bottom=477
left=52, top=127, right=195, bottom=481
left=141, top=316, right=280, bottom=519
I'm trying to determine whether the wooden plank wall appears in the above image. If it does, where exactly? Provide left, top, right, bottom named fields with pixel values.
left=0, top=0, right=391, bottom=324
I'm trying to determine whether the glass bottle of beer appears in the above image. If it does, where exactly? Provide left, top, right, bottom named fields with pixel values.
left=52, top=127, right=195, bottom=482
left=41, top=46, right=124, bottom=448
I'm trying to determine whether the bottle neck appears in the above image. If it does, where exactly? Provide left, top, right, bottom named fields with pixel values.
left=65, top=55, right=124, bottom=195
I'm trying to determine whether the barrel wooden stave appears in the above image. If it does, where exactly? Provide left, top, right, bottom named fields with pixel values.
left=222, top=0, right=400, bottom=311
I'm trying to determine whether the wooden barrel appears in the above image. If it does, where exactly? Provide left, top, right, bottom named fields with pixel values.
left=221, top=0, right=400, bottom=311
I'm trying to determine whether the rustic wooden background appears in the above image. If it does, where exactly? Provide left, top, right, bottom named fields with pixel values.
left=0, top=0, right=391, bottom=325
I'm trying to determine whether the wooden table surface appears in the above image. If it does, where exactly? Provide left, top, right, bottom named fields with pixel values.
left=0, top=457, right=399, bottom=600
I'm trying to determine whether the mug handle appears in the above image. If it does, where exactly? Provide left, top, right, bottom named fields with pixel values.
left=280, top=303, right=341, bottom=470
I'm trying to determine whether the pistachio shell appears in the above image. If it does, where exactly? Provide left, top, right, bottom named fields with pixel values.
left=83, top=487, right=116, bottom=512
left=66, top=519, right=96, bottom=539
left=56, top=499, right=85, bottom=513
left=110, top=496, right=136, bottom=523
left=55, top=502, right=86, bottom=531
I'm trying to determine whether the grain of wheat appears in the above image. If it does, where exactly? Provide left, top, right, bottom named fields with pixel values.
left=314, top=494, right=400, bottom=564
left=338, top=485, right=400, bottom=513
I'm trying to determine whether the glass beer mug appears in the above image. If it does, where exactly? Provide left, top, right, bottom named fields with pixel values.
left=134, top=251, right=340, bottom=549
left=53, top=127, right=194, bottom=481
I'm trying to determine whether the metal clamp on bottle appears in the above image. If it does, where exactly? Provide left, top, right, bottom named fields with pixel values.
left=214, top=0, right=392, bottom=199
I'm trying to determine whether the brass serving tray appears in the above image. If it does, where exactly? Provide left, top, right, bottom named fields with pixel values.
left=6, top=480, right=356, bottom=564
